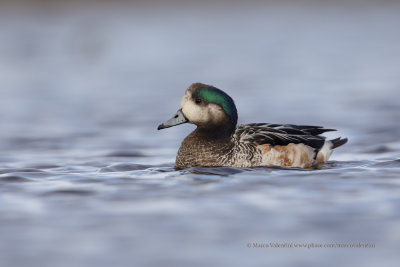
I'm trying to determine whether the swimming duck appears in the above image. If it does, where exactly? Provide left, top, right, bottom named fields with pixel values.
left=158, top=83, right=347, bottom=169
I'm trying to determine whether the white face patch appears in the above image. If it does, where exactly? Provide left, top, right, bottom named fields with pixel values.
left=180, top=90, right=227, bottom=126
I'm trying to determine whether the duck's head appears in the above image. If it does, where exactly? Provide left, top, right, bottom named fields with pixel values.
left=158, top=83, right=238, bottom=133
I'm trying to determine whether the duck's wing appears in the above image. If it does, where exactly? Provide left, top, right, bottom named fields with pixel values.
left=234, top=123, right=336, bottom=150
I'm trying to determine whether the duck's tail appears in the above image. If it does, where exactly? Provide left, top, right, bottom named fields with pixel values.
left=330, top=137, right=348, bottom=149
left=313, top=137, right=348, bottom=167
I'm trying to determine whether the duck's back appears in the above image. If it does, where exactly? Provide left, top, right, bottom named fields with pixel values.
left=232, top=123, right=347, bottom=168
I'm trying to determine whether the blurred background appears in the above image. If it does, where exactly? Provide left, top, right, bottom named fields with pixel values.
left=0, top=0, right=400, bottom=267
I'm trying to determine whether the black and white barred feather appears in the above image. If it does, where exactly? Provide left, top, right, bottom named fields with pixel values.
left=234, top=123, right=346, bottom=152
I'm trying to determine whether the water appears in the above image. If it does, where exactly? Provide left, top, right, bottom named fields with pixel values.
left=1, top=1, right=400, bottom=266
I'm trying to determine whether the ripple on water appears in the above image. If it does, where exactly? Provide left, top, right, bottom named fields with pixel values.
left=0, top=168, right=54, bottom=182
left=103, top=150, right=147, bottom=158
left=98, top=162, right=175, bottom=173
left=0, top=175, right=32, bottom=183
left=99, top=163, right=153, bottom=172
left=0, top=168, right=46, bottom=174
left=25, top=164, right=62, bottom=170
left=372, top=159, right=400, bottom=168
left=186, top=167, right=247, bottom=176
left=41, top=189, right=96, bottom=196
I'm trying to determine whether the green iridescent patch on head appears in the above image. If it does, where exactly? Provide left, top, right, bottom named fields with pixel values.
left=194, top=87, right=238, bottom=126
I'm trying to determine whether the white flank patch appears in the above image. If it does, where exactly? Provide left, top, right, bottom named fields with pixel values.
left=315, top=141, right=334, bottom=164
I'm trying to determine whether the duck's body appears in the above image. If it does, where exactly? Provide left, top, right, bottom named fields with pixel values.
left=176, top=123, right=345, bottom=169
left=158, top=83, right=347, bottom=169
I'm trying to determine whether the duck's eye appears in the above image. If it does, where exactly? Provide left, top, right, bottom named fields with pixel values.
left=195, top=98, right=202, bottom=104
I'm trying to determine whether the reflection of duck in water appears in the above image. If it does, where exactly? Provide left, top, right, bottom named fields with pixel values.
left=158, top=83, right=347, bottom=169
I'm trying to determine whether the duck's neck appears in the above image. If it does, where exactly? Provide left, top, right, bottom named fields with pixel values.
left=194, top=124, right=235, bottom=140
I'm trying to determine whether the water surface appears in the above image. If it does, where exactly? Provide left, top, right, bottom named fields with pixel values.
left=0, top=1, right=400, bottom=267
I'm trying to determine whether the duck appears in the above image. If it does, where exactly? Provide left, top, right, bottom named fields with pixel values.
left=158, top=83, right=347, bottom=169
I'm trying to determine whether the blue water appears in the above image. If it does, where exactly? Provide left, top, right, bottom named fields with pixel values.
left=1, top=1, right=400, bottom=266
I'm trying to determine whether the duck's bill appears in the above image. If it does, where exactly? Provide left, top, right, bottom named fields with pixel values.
left=157, top=109, right=188, bottom=130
